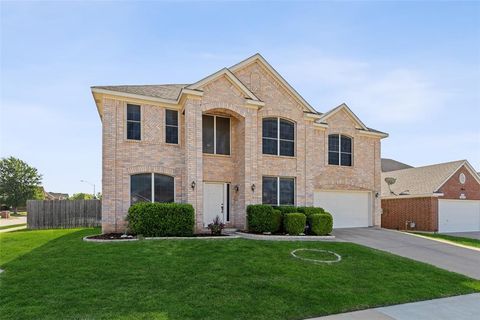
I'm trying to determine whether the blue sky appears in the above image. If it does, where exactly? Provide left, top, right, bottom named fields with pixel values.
left=1, top=1, right=479, bottom=195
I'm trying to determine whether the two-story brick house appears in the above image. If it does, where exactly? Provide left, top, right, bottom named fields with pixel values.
left=91, top=54, right=388, bottom=233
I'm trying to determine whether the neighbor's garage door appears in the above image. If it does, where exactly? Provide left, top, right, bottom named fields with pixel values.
left=438, top=200, right=480, bottom=232
left=314, top=191, right=371, bottom=228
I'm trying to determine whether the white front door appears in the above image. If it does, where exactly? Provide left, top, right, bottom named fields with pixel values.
left=314, top=190, right=371, bottom=228
left=203, top=182, right=228, bottom=227
left=438, top=200, right=480, bottom=232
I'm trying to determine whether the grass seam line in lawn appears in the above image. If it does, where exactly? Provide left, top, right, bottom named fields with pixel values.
left=404, top=232, right=480, bottom=252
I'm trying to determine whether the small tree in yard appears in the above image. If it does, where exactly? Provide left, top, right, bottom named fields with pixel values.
left=69, top=193, right=94, bottom=200
left=0, top=156, right=42, bottom=213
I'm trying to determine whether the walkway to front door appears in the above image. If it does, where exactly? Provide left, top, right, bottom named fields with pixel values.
left=203, top=182, right=229, bottom=227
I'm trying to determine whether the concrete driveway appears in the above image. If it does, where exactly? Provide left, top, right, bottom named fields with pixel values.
left=333, top=228, right=480, bottom=280
left=310, top=293, right=480, bottom=320
left=443, top=232, right=480, bottom=240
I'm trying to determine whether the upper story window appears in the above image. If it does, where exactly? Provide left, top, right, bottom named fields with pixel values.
left=202, top=115, right=230, bottom=155
left=328, top=134, right=352, bottom=166
left=165, top=109, right=179, bottom=144
left=126, top=104, right=141, bottom=140
left=262, top=176, right=295, bottom=206
left=262, top=118, right=295, bottom=157
left=130, top=173, right=175, bottom=205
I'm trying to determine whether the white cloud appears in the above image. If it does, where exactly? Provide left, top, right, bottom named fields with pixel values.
left=279, top=54, right=448, bottom=124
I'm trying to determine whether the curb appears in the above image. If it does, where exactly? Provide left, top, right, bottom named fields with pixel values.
left=83, top=234, right=239, bottom=242
left=83, top=236, right=139, bottom=243
left=235, top=232, right=337, bottom=241
left=402, top=232, right=480, bottom=252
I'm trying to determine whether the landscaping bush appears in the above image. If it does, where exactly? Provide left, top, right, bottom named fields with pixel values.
left=247, top=205, right=282, bottom=233
left=301, top=206, right=325, bottom=217
left=273, top=206, right=298, bottom=215
left=284, top=213, right=306, bottom=235
left=127, top=202, right=194, bottom=237
left=309, top=213, right=333, bottom=236
left=272, top=209, right=282, bottom=233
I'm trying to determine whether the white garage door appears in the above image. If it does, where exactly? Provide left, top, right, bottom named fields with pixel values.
left=438, top=200, right=480, bottom=232
left=314, top=190, right=371, bottom=228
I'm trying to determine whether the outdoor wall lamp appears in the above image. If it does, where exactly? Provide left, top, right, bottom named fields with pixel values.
left=234, top=185, right=240, bottom=192
left=191, top=181, right=196, bottom=190
left=375, top=192, right=379, bottom=198
left=251, top=184, right=256, bottom=192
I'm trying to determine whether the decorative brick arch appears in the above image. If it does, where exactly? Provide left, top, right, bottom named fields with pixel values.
left=127, top=165, right=176, bottom=177
left=201, top=102, right=247, bottom=119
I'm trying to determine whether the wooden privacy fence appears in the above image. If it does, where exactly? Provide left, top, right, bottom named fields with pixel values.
left=27, top=200, right=101, bottom=229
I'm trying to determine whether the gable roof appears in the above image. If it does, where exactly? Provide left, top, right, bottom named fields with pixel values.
left=187, top=67, right=261, bottom=102
left=229, top=53, right=319, bottom=114
left=381, top=160, right=479, bottom=197
left=381, top=158, right=413, bottom=172
left=317, top=103, right=368, bottom=130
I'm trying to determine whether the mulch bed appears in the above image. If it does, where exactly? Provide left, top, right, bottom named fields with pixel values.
left=87, top=233, right=135, bottom=240
left=86, top=233, right=230, bottom=240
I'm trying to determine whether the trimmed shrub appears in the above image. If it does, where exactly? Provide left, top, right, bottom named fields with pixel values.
left=284, top=213, right=306, bottom=235
left=247, top=205, right=282, bottom=233
left=272, top=209, right=282, bottom=234
left=302, top=207, right=325, bottom=217
left=309, top=214, right=333, bottom=236
left=127, top=202, right=194, bottom=237
left=273, top=206, right=298, bottom=215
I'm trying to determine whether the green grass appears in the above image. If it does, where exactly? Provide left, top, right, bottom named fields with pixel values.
left=413, top=232, right=480, bottom=248
left=0, top=223, right=27, bottom=231
left=9, top=211, right=27, bottom=217
left=0, top=228, right=479, bottom=320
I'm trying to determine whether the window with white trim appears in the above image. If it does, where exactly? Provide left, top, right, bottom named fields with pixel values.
left=262, top=176, right=295, bottom=206
left=130, top=173, right=174, bottom=205
left=328, top=134, right=352, bottom=166
left=127, top=104, right=141, bottom=140
left=165, top=109, right=179, bottom=144
left=202, top=115, right=230, bottom=155
left=262, top=118, right=295, bottom=156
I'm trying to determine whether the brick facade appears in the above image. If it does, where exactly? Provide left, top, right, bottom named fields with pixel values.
left=97, top=57, right=385, bottom=233
left=437, top=166, right=480, bottom=200
left=381, top=164, right=480, bottom=232
left=381, top=197, right=438, bottom=231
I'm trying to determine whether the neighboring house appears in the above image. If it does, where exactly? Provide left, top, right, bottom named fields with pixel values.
left=44, top=192, right=69, bottom=200
left=381, top=160, right=480, bottom=232
left=91, top=53, right=388, bottom=233
left=381, top=158, right=413, bottom=172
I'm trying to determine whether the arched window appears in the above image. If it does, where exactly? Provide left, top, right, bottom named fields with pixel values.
left=328, top=134, right=352, bottom=166
left=262, top=118, right=295, bottom=156
left=130, top=173, right=175, bottom=205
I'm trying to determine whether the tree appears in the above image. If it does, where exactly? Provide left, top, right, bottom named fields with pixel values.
left=0, top=157, right=42, bottom=213
left=33, top=186, right=46, bottom=200
left=69, top=193, right=94, bottom=200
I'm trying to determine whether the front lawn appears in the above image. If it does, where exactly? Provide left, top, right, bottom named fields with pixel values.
left=412, top=232, right=480, bottom=249
left=0, top=229, right=478, bottom=320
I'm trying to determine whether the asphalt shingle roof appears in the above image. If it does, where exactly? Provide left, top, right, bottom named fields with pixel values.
left=92, top=84, right=187, bottom=100
left=381, top=160, right=465, bottom=197
left=381, top=158, right=413, bottom=172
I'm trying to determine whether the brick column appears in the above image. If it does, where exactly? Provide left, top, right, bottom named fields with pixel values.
left=184, top=97, right=204, bottom=231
